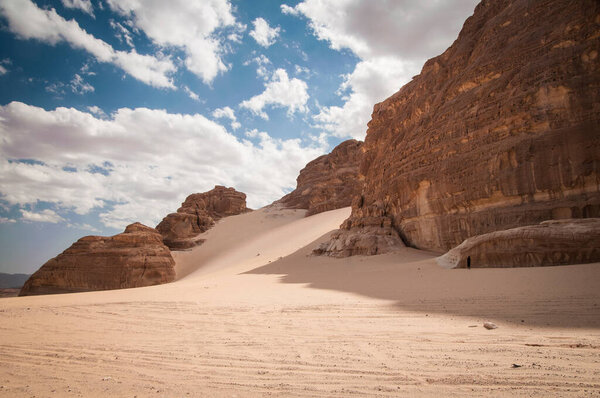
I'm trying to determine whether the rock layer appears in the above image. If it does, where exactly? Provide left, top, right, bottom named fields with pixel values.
left=437, top=218, right=600, bottom=268
left=320, top=0, right=600, bottom=256
left=157, top=186, right=249, bottom=249
left=278, top=139, right=363, bottom=216
left=19, top=223, right=175, bottom=296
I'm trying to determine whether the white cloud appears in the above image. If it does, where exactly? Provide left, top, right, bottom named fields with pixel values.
left=21, top=209, right=65, bottom=223
left=249, top=17, right=280, bottom=47
left=106, top=0, right=238, bottom=84
left=109, top=20, right=134, bottom=47
left=0, top=217, right=16, bottom=223
left=86, top=105, right=106, bottom=117
left=61, top=0, right=94, bottom=17
left=240, top=69, right=309, bottom=120
left=212, top=106, right=240, bottom=130
left=0, top=65, right=7, bottom=75
left=70, top=73, right=94, bottom=94
left=183, top=86, right=200, bottom=101
left=0, top=0, right=175, bottom=88
left=284, top=0, right=478, bottom=138
left=0, top=101, right=326, bottom=229
left=280, top=4, right=299, bottom=16
left=243, top=54, right=271, bottom=79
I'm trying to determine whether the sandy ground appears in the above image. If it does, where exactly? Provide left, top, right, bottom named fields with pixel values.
left=1, top=205, right=599, bottom=397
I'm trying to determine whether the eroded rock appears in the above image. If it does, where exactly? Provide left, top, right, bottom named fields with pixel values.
left=156, top=185, right=250, bottom=250
left=278, top=140, right=363, bottom=216
left=319, top=0, right=600, bottom=257
left=19, top=223, right=175, bottom=296
left=437, top=218, right=600, bottom=268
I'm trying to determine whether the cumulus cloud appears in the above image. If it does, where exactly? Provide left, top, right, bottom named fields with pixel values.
left=283, top=0, right=478, bottom=138
left=61, top=0, right=94, bottom=17
left=0, top=216, right=16, bottom=223
left=249, top=17, right=280, bottom=47
left=0, top=0, right=175, bottom=88
left=240, top=69, right=309, bottom=120
left=21, top=209, right=65, bottom=223
left=106, top=0, right=240, bottom=84
left=212, top=106, right=240, bottom=130
left=0, top=101, right=325, bottom=229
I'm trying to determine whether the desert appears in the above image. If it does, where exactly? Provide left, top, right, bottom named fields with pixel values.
left=1, top=0, right=599, bottom=396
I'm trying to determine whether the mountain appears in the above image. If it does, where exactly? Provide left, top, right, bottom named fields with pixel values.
left=0, top=273, right=30, bottom=289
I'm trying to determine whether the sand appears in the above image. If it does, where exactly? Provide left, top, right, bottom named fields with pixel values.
left=1, top=205, right=599, bottom=397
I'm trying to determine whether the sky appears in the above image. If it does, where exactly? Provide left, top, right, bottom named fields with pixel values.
left=0, top=0, right=479, bottom=274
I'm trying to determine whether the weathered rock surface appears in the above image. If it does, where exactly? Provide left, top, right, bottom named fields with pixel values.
left=278, top=140, right=364, bottom=216
left=320, top=0, right=600, bottom=257
left=437, top=218, right=600, bottom=268
left=19, top=223, right=175, bottom=296
left=156, top=186, right=250, bottom=249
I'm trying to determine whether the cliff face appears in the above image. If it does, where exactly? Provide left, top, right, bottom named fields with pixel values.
left=156, top=186, right=249, bottom=250
left=278, top=139, right=363, bottom=216
left=320, top=0, right=600, bottom=256
left=19, top=223, right=175, bottom=296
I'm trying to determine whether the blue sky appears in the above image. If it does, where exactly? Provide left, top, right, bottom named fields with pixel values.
left=0, top=0, right=478, bottom=274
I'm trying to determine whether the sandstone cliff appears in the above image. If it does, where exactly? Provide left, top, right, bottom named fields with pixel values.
left=19, top=223, right=175, bottom=296
left=278, top=139, right=363, bottom=216
left=156, top=186, right=249, bottom=250
left=320, top=0, right=600, bottom=257
left=437, top=218, right=600, bottom=268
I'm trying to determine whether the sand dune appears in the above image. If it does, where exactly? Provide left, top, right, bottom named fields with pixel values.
left=1, top=206, right=599, bottom=397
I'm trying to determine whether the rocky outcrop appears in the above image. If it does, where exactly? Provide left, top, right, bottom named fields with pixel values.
left=156, top=186, right=250, bottom=249
left=319, top=0, right=600, bottom=257
left=437, top=218, right=600, bottom=268
left=278, top=139, right=363, bottom=216
left=19, top=223, right=175, bottom=296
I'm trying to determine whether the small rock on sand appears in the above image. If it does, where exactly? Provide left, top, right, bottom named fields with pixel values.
left=483, top=322, right=498, bottom=330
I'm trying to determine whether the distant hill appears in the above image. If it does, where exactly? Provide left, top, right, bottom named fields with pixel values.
left=0, top=273, right=30, bottom=289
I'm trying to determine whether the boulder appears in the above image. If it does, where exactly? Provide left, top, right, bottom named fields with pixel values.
left=318, top=0, right=600, bottom=257
left=19, top=223, right=175, bottom=296
left=437, top=218, right=600, bottom=268
left=278, top=140, right=363, bottom=216
left=156, top=185, right=250, bottom=250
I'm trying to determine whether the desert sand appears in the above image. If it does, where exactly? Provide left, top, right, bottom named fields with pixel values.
left=1, top=206, right=599, bottom=397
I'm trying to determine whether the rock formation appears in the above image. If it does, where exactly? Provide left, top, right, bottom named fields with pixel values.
left=278, top=139, right=363, bottom=216
left=437, top=218, right=600, bottom=268
left=157, top=186, right=250, bottom=249
left=19, top=223, right=175, bottom=296
left=319, top=0, right=600, bottom=257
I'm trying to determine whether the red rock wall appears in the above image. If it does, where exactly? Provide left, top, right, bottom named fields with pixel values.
left=322, top=0, right=600, bottom=256
left=278, top=139, right=363, bottom=216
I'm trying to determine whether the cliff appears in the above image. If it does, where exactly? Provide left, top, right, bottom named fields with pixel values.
left=319, top=0, right=600, bottom=257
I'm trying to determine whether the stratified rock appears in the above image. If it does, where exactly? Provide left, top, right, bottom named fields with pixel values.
left=278, top=140, right=363, bottom=216
left=156, top=186, right=250, bottom=250
left=319, top=0, right=600, bottom=257
left=19, top=223, right=175, bottom=296
left=437, top=218, right=600, bottom=268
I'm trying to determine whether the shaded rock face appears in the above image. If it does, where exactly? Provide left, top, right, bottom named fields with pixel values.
left=437, top=219, right=600, bottom=268
left=321, top=0, right=600, bottom=257
left=19, top=223, right=175, bottom=296
left=278, top=139, right=363, bottom=216
left=156, top=186, right=249, bottom=250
